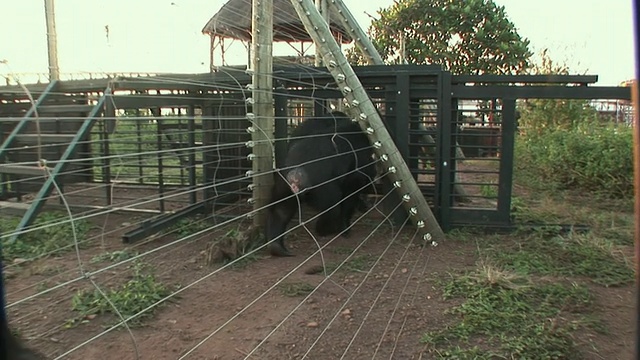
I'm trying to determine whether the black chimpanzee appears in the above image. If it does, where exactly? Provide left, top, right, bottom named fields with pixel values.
left=265, top=110, right=377, bottom=257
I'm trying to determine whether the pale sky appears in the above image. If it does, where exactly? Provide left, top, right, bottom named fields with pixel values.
left=0, top=0, right=635, bottom=86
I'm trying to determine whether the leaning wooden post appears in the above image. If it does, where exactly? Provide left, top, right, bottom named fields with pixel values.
left=249, top=0, right=275, bottom=227
left=314, top=0, right=329, bottom=67
left=328, top=0, right=468, bottom=203
left=289, top=0, right=444, bottom=243
left=327, top=0, right=384, bottom=65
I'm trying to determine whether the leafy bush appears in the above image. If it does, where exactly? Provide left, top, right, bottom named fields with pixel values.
left=515, top=121, right=633, bottom=198
left=514, top=48, right=633, bottom=198
left=69, top=262, right=171, bottom=327
left=518, top=98, right=600, bottom=136
left=1, top=212, right=91, bottom=262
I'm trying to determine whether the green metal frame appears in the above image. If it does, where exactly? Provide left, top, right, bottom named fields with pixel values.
left=0, top=80, right=59, bottom=157
left=0, top=80, right=59, bottom=197
left=7, top=87, right=112, bottom=243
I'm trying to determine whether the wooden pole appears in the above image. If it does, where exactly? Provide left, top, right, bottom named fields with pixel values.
left=250, top=0, right=275, bottom=227
left=631, top=2, right=639, bottom=359
left=329, top=0, right=468, bottom=203
left=314, top=0, right=329, bottom=67
left=328, top=0, right=384, bottom=65
left=289, top=0, right=444, bottom=243
left=44, top=0, right=60, bottom=81
left=633, top=77, right=640, bottom=360
left=209, top=35, right=215, bottom=72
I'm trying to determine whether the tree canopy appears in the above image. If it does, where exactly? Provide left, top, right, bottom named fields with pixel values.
left=347, top=0, right=533, bottom=75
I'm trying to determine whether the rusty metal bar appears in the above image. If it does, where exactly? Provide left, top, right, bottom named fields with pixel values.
left=632, top=1, right=639, bottom=359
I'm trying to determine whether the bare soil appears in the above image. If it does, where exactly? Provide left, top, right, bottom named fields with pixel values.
left=3, top=181, right=635, bottom=360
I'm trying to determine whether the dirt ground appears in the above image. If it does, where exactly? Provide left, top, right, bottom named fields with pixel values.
left=2, top=180, right=636, bottom=360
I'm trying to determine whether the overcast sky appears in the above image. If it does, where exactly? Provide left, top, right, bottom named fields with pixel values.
left=0, top=0, right=635, bottom=85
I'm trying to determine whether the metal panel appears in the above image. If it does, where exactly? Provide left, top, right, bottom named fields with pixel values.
left=452, top=85, right=631, bottom=100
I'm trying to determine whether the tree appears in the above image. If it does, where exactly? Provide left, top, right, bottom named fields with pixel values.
left=347, top=0, right=532, bottom=75
left=517, top=48, right=599, bottom=136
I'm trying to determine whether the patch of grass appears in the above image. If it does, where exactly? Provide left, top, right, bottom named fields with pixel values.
left=165, top=215, right=213, bottom=238
left=91, top=116, right=205, bottom=186
left=488, top=231, right=634, bottom=287
left=445, top=228, right=484, bottom=243
left=1, top=211, right=91, bottom=262
left=344, top=254, right=376, bottom=272
left=36, top=281, right=52, bottom=292
left=278, top=282, right=316, bottom=297
left=29, top=264, right=65, bottom=276
left=330, top=246, right=355, bottom=255
left=226, top=252, right=262, bottom=269
left=479, top=183, right=498, bottom=198
left=68, top=262, right=171, bottom=328
left=511, top=191, right=634, bottom=246
left=221, top=228, right=265, bottom=269
left=501, top=190, right=635, bottom=287
left=90, top=250, right=139, bottom=264
left=422, top=265, right=595, bottom=359
left=325, top=254, right=376, bottom=273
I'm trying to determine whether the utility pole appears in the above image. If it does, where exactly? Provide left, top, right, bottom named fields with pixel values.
left=44, top=0, right=60, bottom=81
left=249, top=0, right=274, bottom=227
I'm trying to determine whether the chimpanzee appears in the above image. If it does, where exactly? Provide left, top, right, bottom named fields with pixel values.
left=265, top=111, right=377, bottom=257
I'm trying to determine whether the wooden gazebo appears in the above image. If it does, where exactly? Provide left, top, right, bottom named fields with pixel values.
left=201, top=0, right=353, bottom=70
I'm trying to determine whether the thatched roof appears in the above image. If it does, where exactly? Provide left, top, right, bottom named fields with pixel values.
left=201, top=0, right=353, bottom=43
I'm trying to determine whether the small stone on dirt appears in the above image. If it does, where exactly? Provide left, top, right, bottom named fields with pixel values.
left=306, top=321, right=318, bottom=328
left=341, top=309, right=351, bottom=316
left=401, top=268, right=408, bottom=273
left=304, top=265, right=325, bottom=275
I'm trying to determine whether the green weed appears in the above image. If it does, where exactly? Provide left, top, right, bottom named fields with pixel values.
left=324, top=254, right=376, bottom=274
left=278, top=282, right=316, bottom=297
left=1, top=212, right=91, bottom=262
left=423, top=266, right=594, bottom=359
left=90, top=250, right=139, bottom=264
left=488, top=232, right=633, bottom=287
left=165, top=215, right=213, bottom=238
left=68, top=262, right=171, bottom=327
